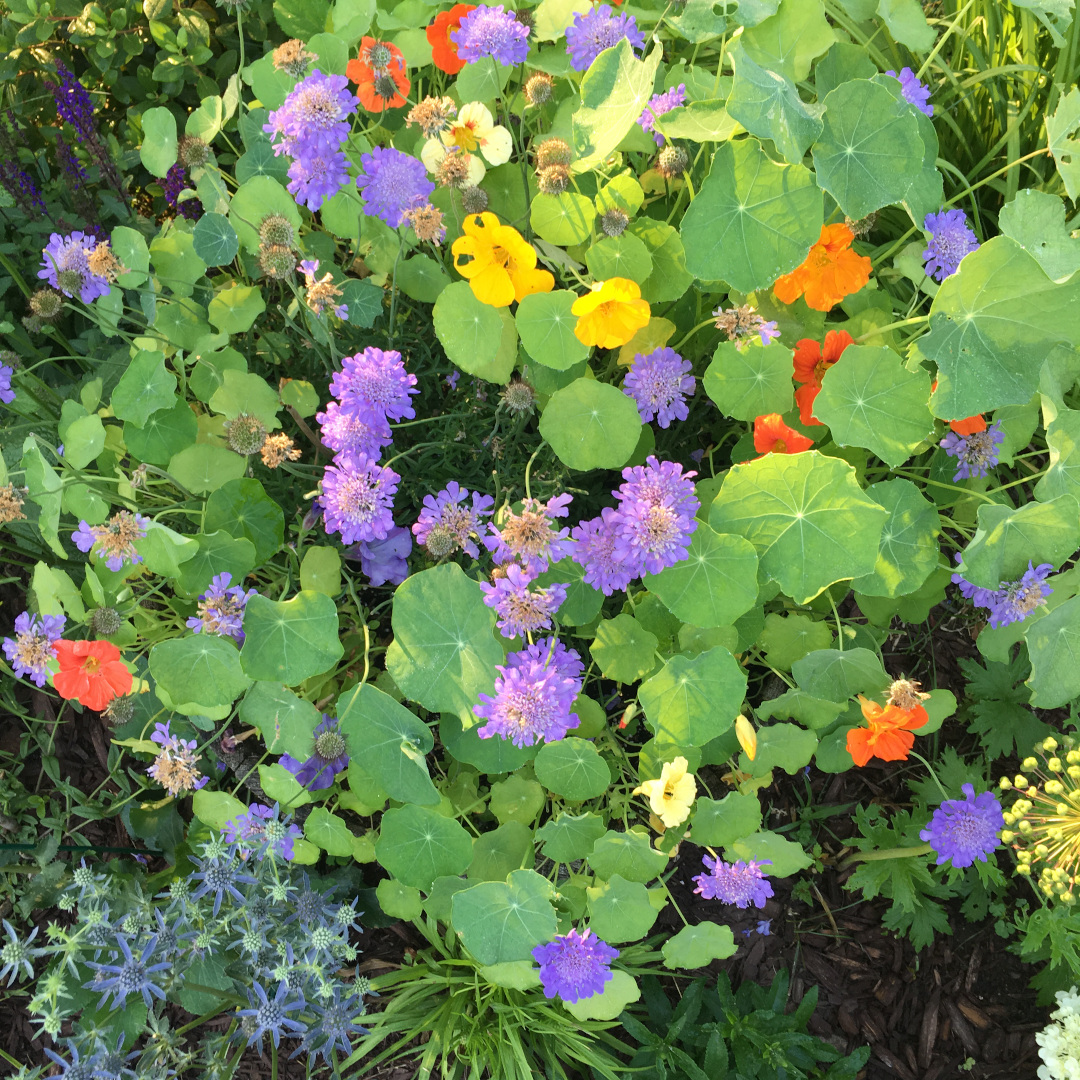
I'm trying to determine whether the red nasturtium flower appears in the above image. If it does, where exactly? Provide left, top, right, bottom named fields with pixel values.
left=347, top=37, right=410, bottom=113
left=846, top=695, right=927, bottom=767
left=53, top=639, right=132, bottom=711
left=792, top=329, right=854, bottom=426
left=773, top=223, right=872, bottom=312
left=753, top=413, right=814, bottom=457
left=930, top=379, right=986, bottom=435
left=427, top=4, right=476, bottom=74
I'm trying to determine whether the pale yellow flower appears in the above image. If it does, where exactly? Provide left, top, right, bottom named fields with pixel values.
left=421, top=102, right=512, bottom=186
left=736, top=715, right=758, bottom=761
left=633, top=756, right=696, bottom=829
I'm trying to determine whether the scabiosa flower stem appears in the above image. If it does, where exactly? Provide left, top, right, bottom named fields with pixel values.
left=480, top=565, right=567, bottom=638
left=923, top=209, right=980, bottom=282
left=484, top=493, right=574, bottom=574
left=565, top=5, right=644, bottom=71
left=320, top=456, right=400, bottom=546
left=356, top=146, right=435, bottom=227
left=412, top=481, right=494, bottom=558
left=279, top=717, right=349, bottom=791
left=2, top=611, right=65, bottom=687
left=920, top=783, right=1003, bottom=868
left=885, top=67, right=933, bottom=117
left=692, top=856, right=774, bottom=908
left=623, top=346, right=695, bottom=428
left=452, top=4, right=531, bottom=65
left=532, top=928, right=619, bottom=1003
left=939, top=421, right=1003, bottom=481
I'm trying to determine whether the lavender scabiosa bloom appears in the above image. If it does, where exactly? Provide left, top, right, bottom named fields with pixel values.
left=713, top=303, right=780, bottom=347
left=0, top=363, right=14, bottom=405
left=264, top=70, right=358, bottom=156
left=238, top=980, right=308, bottom=1053
left=484, top=493, right=574, bottom=574
left=940, top=421, right=1003, bottom=481
left=3, top=612, right=65, bottom=688
left=316, top=399, right=393, bottom=464
left=923, top=209, right=979, bottom=282
left=356, top=146, right=435, bottom=228
left=623, top=346, right=695, bottom=428
left=638, top=84, right=686, bottom=145
left=920, top=783, right=1003, bottom=868
left=147, top=720, right=208, bottom=797
left=287, top=145, right=351, bottom=211
left=885, top=66, right=933, bottom=117
left=39, top=232, right=111, bottom=303
left=987, top=561, right=1054, bottom=628
left=571, top=508, right=636, bottom=596
left=347, top=525, right=412, bottom=586
left=329, top=346, right=419, bottom=425
left=412, top=481, right=495, bottom=558
left=480, top=564, right=567, bottom=638
left=693, top=856, right=774, bottom=908
left=950, top=552, right=999, bottom=610
left=72, top=511, right=149, bottom=572
left=186, top=572, right=258, bottom=642
left=532, top=929, right=618, bottom=1003
left=320, top=456, right=400, bottom=546
left=225, top=803, right=303, bottom=861
left=85, top=934, right=170, bottom=1010
left=453, top=5, right=531, bottom=65
left=565, top=5, right=644, bottom=71
left=280, top=717, right=349, bottom=791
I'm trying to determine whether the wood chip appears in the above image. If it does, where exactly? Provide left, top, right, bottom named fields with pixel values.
left=919, top=989, right=941, bottom=1069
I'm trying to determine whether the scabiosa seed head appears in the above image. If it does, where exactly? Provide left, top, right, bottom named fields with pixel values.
left=712, top=303, right=780, bottom=347
left=89, top=607, right=122, bottom=636
left=657, top=144, right=689, bottom=179
left=259, top=244, right=297, bottom=280
left=436, top=150, right=474, bottom=189
left=57, top=269, right=86, bottom=296
left=524, top=72, right=555, bottom=106
left=600, top=207, right=629, bottom=237
left=535, top=137, right=572, bottom=170
left=224, top=413, right=269, bottom=456
left=273, top=38, right=317, bottom=77
left=461, top=184, right=489, bottom=213
left=178, top=135, right=210, bottom=169
left=29, top=288, right=64, bottom=321
left=86, top=243, right=126, bottom=284
left=532, top=928, right=618, bottom=1003
left=693, top=856, right=774, bottom=908
left=259, top=213, right=296, bottom=249
left=920, top=783, right=1003, bottom=868
left=103, top=694, right=136, bottom=725
left=537, top=164, right=571, bottom=195
left=501, top=379, right=535, bottom=415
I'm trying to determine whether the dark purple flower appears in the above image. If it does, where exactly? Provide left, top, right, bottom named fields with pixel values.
left=565, top=6, right=644, bottom=71
left=329, top=346, right=418, bottom=426
left=412, top=481, right=494, bottom=558
left=532, top=928, right=618, bottom=1003
left=48, top=63, right=96, bottom=136
left=480, top=564, right=566, bottom=638
left=320, top=456, right=400, bottom=546
left=162, top=163, right=201, bottom=220
left=356, top=146, right=435, bottom=228
left=2, top=610, right=65, bottom=687
left=348, top=524, right=413, bottom=586
left=0, top=363, right=14, bottom=405
left=39, top=231, right=111, bottom=303
left=453, top=5, right=531, bottom=66
left=570, top=508, right=635, bottom=596
left=484, top=493, right=574, bottom=575
left=923, top=209, right=979, bottom=282
left=623, top=346, right=695, bottom=428
left=919, top=782, right=1003, bottom=868
left=939, top=421, right=1003, bottom=481
left=692, top=856, right=773, bottom=908
left=885, top=66, right=933, bottom=117
left=186, top=572, right=258, bottom=642
left=638, top=84, right=686, bottom=145
left=280, top=716, right=349, bottom=791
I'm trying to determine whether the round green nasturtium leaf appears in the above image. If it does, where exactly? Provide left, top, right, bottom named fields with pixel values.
left=534, top=738, right=611, bottom=801
left=192, top=213, right=239, bottom=266
left=516, top=290, right=591, bottom=370
left=149, top=234, right=207, bottom=298
left=703, top=340, right=795, bottom=422
left=397, top=253, right=451, bottom=303
left=851, top=479, right=941, bottom=598
left=680, top=137, right=823, bottom=293
left=644, top=524, right=758, bottom=629
left=633, top=219, right=694, bottom=304
left=590, top=614, right=658, bottom=684
left=209, top=370, right=281, bottom=429
left=111, top=350, right=177, bottom=428
left=236, top=139, right=290, bottom=184
left=1026, top=594, right=1080, bottom=708
left=999, top=189, right=1080, bottom=283
left=299, top=545, right=342, bottom=596
left=140, top=106, right=178, bottom=177
left=588, top=828, right=668, bottom=883
left=150, top=635, right=250, bottom=718
left=455, top=56, right=512, bottom=102
left=563, top=971, right=641, bottom=1021
left=489, top=775, right=546, bottom=826
left=468, top=821, right=534, bottom=881
left=790, top=647, right=889, bottom=702
left=587, top=874, right=659, bottom=943
left=244, top=52, right=295, bottom=111
left=534, top=557, right=604, bottom=627
left=530, top=192, right=595, bottom=246
left=432, top=282, right=513, bottom=383
left=189, top=346, right=246, bottom=403
left=479, top=962, right=541, bottom=991
left=376, top=804, right=473, bottom=891
left=192, top=788, right=249, bottom=832
left=811, top=80, right=924, bottom=220
left=424, top=876, right=471, bottom=923
left=1036, top=409, right=1080, bottom=502
left=661, top=922, right=737, bottom=970
left=208, top=284, right=266, bottom=334
left=812, top=345, right=934, bottom=467
left=386, top=564, right=503, bottom=725
left=137, top=521, right=198, bottom=578
left=726, top=830, right=812, bottom=877
left=743, top=722, right=818, bottom=776
left=229, top=175, right=302, bottom=254
left=709, top=451, right=887, bottom=604
left=569, top=693, right=607, bottom=738
left=758, top=612, right=833, bottom=670
left=376, top=879, right=423, bottom=922
left=638, top=646, right=747, bottom=748
left=304, top=807, right=354, bottom=857
left=539, top=378, right=642, bottom=471
left=203, top=478, right=285, bottom=564
left=124, top=399, right=198, bottom=466
left=111, top=226, right=150, bottom=288
left=60, top=413, right=105, bottom=470
left=758, top=687, right=843, bottom=730
left=342, top=279, right=384, bottom=328
left=238, top=681, right=320, bottom=758
left=585, top=233, right=653, bottom=284
left=451, top=869, right=557, bottom=965
left=690, top=793, right=762, bottom=849
left=337, top=682, right=439, bottom=806
left=167, top=444, right=247, bottom=495
left=439, top=711, right=537, bottom=774
left=239, top=591, right=343, bottom=685
left=536, top=811, right=607, bottom=864
left=259, top=762, right=313, bottom=809
left=596, top=173, right=644, bottom=217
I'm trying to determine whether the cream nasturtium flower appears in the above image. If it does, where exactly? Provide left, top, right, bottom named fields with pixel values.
left=420, top=102, right=512, bottom=184
left=633, top=756, right=697, bottom=829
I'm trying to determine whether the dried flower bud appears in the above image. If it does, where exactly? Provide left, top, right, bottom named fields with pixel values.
left=86, top=244, right=127, bottom=284
left=0, top=483, right=26, bottom=524
left=887, top=677, right=930, bottom=711
left=524, top=72, right=555, bottom=107
left=500, top=379, right=535, bottom=415
left=461, top=185, right=489, bottom=214
left=657, top=145, right=689, bottom=180
left=600, top=207, right=629, bottom=237
left=406, top=96, right=457, bottom=138
left=260, top=433, right=301, bottom=468
left=89, top=607, right=123, bottom=636
left=259, top=213, right=296, bottom=249
left=224, top=413, right=268, bottom=456
left=435, top=151, right=473, bottom=189
left=536, top=164, right=571, bottom=195
left=259, top=244, right=297, bottom=281
left=404, top=203, right=446, bottom=245
left=178, top=135, right=210, bottom=169
left=845, top=212, right=878, bottom=238
left=273, top=39, right=317, bottom=77
left=535, top=137, right=572, bottom=170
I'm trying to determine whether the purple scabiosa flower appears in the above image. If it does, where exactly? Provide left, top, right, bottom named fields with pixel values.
left=570, top=508, right=636, bottom=596
left=316, top=400, right=394, bottom=465
left=987, top=561, right=1054, bottom=628
left=610, top=455, right=699, bottom=576
left=950, top=553, right=999, bottom=609
left=939, top=421, right=1003, bottom=482
left=38, top=231, right=111, bottom=303
left=412, top=481, right=495, bottom=558
left=347, top=524, right=413, bottom=586
left=147, top=720, right=209, bottom=797
left=923, top=209, right=979, bottom=282
left=320, top=456, right=400, bottom=546
left=885, top=67, right=933, bottom=117
left=565, top=5, right=644, bottom=72
left=920, top=782, right=1003, bottom=868
left=2, top=611, right=65, bottom=687
left=287, top=146, right=351, bottom=211
left=623, top=346, right=695, bottom=428
left=72, top=511, right=149, bottom=572
left=638, top=84, right=686, bottom=145
left=329, top=346, right=419, bottom=426
left=186, top=572, right=258, bottom=642
left=532, top=928, right=619, bottom=1003
left=484, top=493, right=574, bottom=575
left=225, top=803, right=304, bottom=861
left=453, top=4, right=531, bottom=66
left=356, top=146, right=435, bottom=228
left=238, top=980, right=308, bottom=1053
left=280, top=716, right=350, bottom=791
left=692, top=856, right=774, bottom=909
left=85, top=934, right=170, bottom=1010
left=0, top=363, right=14, bottom=406
left=264, top=71, right=358, bottom=156
left=480, top=564, right=567, bottom=638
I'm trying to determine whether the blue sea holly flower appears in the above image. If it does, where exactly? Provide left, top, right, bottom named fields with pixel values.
left=237, top=981, right=308, bottom=1053
left=280, top=716, right=350, bottom=791
left=885, top=66, right=933, bottom=116
left=296, top=985, right=370, bottom=1063
left=923, top=208, right=980, bottom=281
left=920, top=783, right=1004, bottom=868
left=84, top=934, right=170, bottom=1010
left=0, top=919, right=40, bottom=985
left=190, top=852, right=256, bottom=916
left=532, top=928, right=619, bottom=1003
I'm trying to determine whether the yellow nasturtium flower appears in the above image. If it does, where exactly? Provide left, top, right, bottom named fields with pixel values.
left=633, top=756, right=697, bottom=829
left=451, top=212, right=554, bottom=308
left=572, top=277, right=651, bottom=349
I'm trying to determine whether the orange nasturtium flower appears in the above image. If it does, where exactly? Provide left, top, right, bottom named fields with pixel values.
left=930, top=379, right=986, bottom=435
left=53, top=639, right=132, bottom=712
left=572, top=278, right=651, bottom=349
left=792, top=329, right=854, bottom=426
left=451, top=212, right=554, bottom=308
left=427, top=3, right=476, bottom=74
left=846, top=695, right=928, bottom=767
left=773, top=223, right=872, bottom=312
left=753, top=413, right=814, bottom=457
left=346, top=38, right=410, bottom=113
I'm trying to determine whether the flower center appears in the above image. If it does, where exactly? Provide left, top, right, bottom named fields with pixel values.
left=315, top=730, right=347, bottom=760
left=490, top=244, right=512, bottom=270
left=449, top=122, right=479, bottom=152
left=82, top=655, right=101, bottom=674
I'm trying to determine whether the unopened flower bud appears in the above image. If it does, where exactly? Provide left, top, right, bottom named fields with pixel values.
left=657, top=144, right=688, bottom=179
left=224, top=413, right=268, bottom=456
left=524, top=72, right=555, bottom=107
left=537, top=164, right=571, bottom=195
left=535, top=138, right=572, bottom=170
